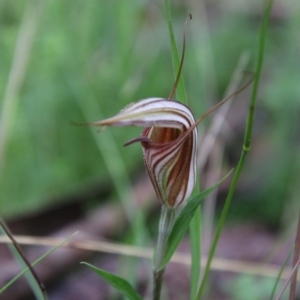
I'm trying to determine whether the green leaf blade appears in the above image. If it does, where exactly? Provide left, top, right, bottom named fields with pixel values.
left=159, top=171, right=233, bottom=271
left=0, top=232, right=78, bottom=294
left=82, top=262, right=143, bottom=300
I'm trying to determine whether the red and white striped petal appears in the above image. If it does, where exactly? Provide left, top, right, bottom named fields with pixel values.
left=91, top=98, right=198, bottom=208
left=90, top=98, right=194, bottom=132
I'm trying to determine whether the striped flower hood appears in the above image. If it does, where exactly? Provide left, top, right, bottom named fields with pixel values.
left=91, top=98, right=197, bottom=208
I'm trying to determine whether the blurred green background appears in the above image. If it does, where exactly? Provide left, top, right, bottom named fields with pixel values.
left=0, top=0, right=299, bottom=230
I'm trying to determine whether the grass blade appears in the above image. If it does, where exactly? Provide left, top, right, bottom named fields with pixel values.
left=0, top=223, right=46, bottom=300
left=0, top=232, right=77, bottom=294
left=81, top=262, right=143, bottom=300
left=159, top=170, right=232, bottom=271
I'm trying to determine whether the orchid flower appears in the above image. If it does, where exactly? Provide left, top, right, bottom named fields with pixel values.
left=88, top=74, right=252, bottom=208
left=90, top=98, right=197, bottom=208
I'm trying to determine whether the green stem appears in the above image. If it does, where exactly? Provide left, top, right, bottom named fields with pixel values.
left=196, top=1, right=274, bottom=299
left=153, top=268, right=165, bottom=300
left=153, top=206, right=175, bottom=300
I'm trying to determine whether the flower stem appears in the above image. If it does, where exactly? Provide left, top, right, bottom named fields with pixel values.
left=153, top=268, right=165, bottom=300
left=153, top=206, right=175, bottom=300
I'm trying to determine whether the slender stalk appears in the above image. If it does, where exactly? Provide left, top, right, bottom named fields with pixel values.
left=0, top=232, right=77, bottom=294
left=153, top=206, right=175, bottom=300
left=196, top=1, right=274, bottom=299
left=0, top=219, right=47, bottom=299
left=153, top=268, right=165, bottom=300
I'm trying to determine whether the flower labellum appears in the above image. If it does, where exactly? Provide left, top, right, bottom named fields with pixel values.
left=90, top=98, right=197, bottom=208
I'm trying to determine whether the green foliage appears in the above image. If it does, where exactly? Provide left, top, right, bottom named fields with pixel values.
left=159, top=170, right=232, bottom=271
left=0, top=232, right=77, bottom=294
left=81, top=262, right=143, bottom=300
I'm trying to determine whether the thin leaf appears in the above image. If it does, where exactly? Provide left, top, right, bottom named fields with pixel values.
left=81, top=262, right=143, bottom=300
left=0, top=232, right=78, bottom=293
left=0, top=226, right=45, bottom=300
left=159, top=170, right=233, bottom=271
